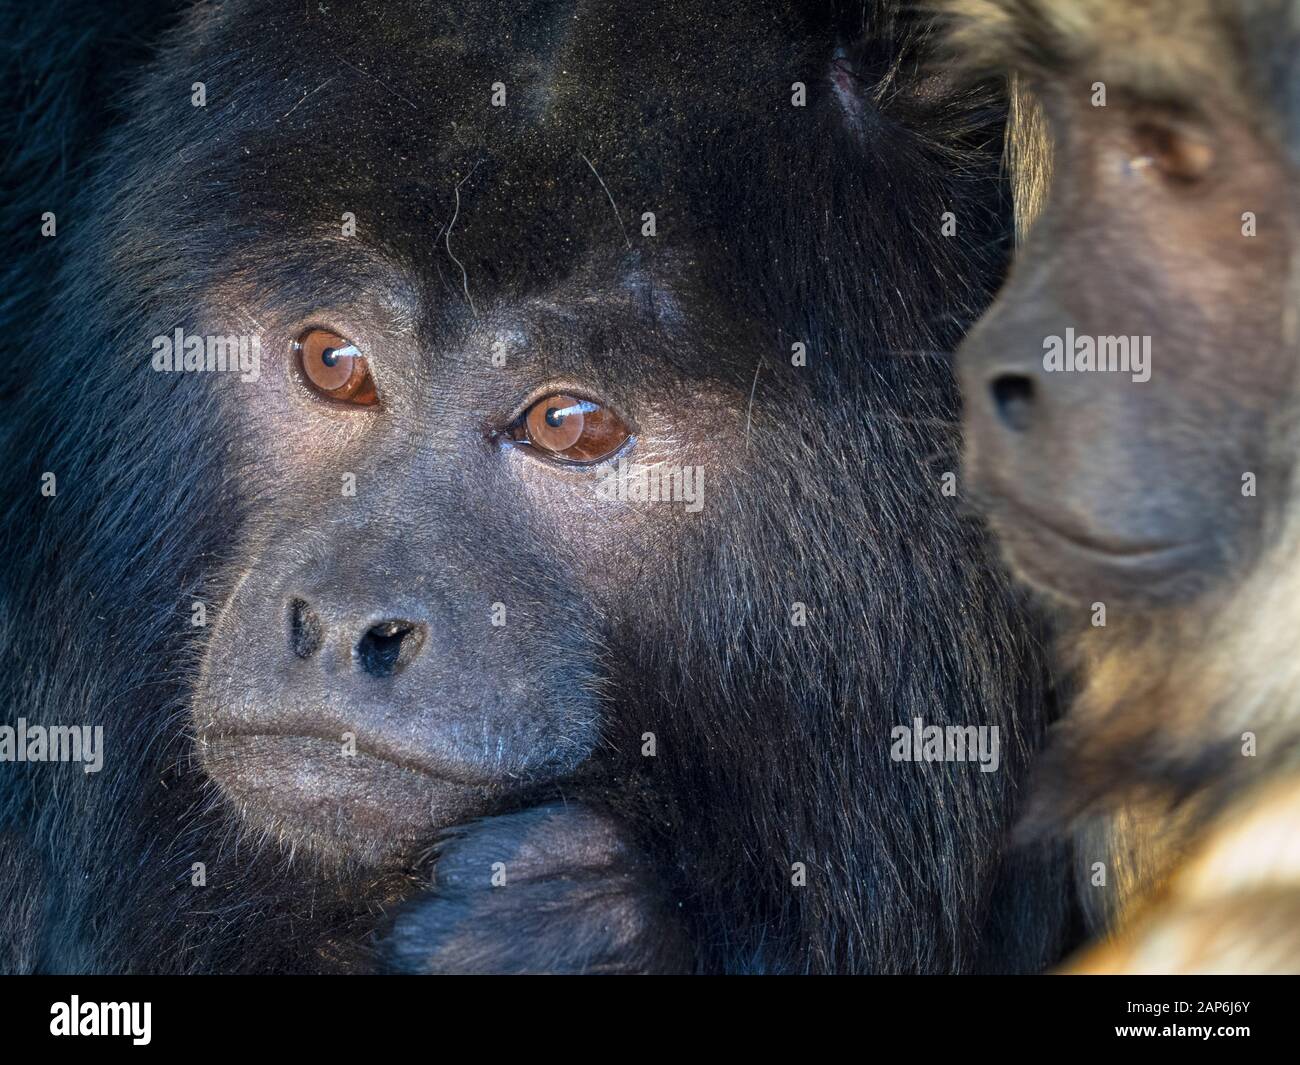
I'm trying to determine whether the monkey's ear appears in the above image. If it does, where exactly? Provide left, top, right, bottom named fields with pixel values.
left=827, top=46, right=877, bottom=135
left=825, top=34, right=979, bottom=138
left=827, top=42, right=940, bottom=136
left=829, top=29, right=1051, bottom=243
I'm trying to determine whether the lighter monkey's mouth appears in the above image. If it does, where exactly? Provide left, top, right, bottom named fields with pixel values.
left=1009, top=510, right=1196, bottom=563
left=982, top=488, right=1217, bottom=604
left=985, top=484, right=1193, bottom=561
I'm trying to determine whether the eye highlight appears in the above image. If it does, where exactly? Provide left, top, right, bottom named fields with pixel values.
left=508, top=393, right=632, bottom=464
left=295, top=328, right=377, bottom=406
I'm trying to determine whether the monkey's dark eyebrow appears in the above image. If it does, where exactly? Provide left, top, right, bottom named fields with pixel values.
left=235, top=239, right=425, bottom=324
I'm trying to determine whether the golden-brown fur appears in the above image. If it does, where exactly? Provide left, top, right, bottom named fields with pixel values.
left=1050, top=523, right=1300, bottom=972
left=1067, top=777, right=1300, bottom=973
left=1005, top=76, right=1052, bottom=240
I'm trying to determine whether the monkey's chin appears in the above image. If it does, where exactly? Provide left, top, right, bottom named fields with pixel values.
left=200, top=733, right=496, bottom=869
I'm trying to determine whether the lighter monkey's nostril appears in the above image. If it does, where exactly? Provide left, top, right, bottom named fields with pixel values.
left=990, top=374, right=1036, bottom=433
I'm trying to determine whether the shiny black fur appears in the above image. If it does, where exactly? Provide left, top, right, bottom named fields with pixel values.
left=0, top=0, right=1072, bottom=973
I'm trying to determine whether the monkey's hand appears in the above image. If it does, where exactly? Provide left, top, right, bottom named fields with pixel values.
left=379, top=803, right=693, bottom=974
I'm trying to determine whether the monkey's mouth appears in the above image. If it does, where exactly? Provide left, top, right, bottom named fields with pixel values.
left=199, top=732, right=498, bottom=861
left=984, top=491, right=1213, bottom=603
left=203, top=726, right=507, bottom=785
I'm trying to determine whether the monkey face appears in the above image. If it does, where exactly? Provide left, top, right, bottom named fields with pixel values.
left=954, top=0, right=1300, bottom=607
left=187, top=275, right=751, bottom=868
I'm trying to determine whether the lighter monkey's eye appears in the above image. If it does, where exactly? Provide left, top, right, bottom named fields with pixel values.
left=295, top=328, right=377, bottom=406
left=1132, top=121, right=1215, bottom=185
left=509, top=392, right=632, bottom=463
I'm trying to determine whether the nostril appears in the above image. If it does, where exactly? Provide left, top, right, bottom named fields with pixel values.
left=289, top=598, right=323, bottom=659
left=989, top=374, right=1036, bottom=433
left=356, top=620, right=425, bottom=678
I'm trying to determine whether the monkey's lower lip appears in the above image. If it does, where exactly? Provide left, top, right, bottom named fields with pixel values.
left=985, top=492, right=1211, bottom=599
left=199, top=732, right=497, bottom=849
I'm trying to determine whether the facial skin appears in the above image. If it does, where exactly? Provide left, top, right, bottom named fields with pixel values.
left=950, top=0, right=1300, bottom=607
left=192, top=265, right=750, bottom=866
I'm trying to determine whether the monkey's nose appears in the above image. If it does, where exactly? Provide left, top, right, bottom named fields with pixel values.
left=288, top=597, right=426, bottom=677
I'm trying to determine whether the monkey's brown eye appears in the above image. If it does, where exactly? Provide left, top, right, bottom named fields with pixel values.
left=1132, top=122, right=1215, bottom=184
left=295, top=328, right=377, bottom=406
left=509, top=393, right=632, bottom=463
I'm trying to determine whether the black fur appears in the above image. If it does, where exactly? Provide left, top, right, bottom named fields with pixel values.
left=0, top=0, right=1072, bottom=973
